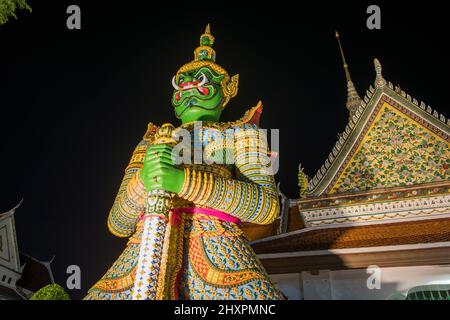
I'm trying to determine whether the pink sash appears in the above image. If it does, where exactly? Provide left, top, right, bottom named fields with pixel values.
left=170, top=207, right=241, bottom=225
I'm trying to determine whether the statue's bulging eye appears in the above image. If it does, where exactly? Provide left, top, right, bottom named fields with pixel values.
left=179, top=77, right=184, bottom=84
left=197, top=73, right=209, bottom=84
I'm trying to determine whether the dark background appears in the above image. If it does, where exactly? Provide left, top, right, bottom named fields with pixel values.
left=1, top=1, right=449, bottom=299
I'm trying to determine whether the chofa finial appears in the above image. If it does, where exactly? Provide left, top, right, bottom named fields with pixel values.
left=298, top=164, right=309, bottom=198
left=374, top=58, right=386, bottom=88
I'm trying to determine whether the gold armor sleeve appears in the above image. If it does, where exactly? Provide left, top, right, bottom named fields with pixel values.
left=178, top=123, right=280, bottom=225
left=107, top=123, right=159, bottom=237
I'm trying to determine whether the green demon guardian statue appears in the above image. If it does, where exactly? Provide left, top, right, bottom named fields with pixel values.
left=85, top=25, right=284, bottom=300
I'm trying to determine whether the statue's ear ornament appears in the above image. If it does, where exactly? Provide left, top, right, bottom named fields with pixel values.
left=222, top=74, right=239, bottom=107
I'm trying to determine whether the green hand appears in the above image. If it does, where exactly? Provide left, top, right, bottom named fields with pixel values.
left=140, top=144, right=185, bottom=194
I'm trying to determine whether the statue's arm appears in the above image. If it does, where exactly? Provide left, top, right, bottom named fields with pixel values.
left=106, top=123, right=160, bottom=237
left=178, top=123, right=279, bottom=225
left=107, top=139, right=150, bottom=237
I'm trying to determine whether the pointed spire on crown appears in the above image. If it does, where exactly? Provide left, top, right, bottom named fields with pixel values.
left=201, top=24, right=214, bottom=46
left=194, top=24, right=216, bottom=62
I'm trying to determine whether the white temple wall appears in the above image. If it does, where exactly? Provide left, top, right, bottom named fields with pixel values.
left=269, top=265, right=450, bottom=300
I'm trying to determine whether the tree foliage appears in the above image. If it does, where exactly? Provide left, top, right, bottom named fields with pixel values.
left=30, top=284, right=71, bottom=300
left=0, top=0, right=31, bottom=26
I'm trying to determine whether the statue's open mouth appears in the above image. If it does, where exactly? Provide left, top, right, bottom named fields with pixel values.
left=174, top=86, right=209, bottom=102
left=172, top=74, right=210, bottom=102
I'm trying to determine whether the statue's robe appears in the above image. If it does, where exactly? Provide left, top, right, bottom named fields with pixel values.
left=84, top=103, right=285, bottom=300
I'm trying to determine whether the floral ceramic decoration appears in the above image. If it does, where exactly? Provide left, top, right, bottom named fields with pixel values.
left=331, top=103, right=450, bottom=194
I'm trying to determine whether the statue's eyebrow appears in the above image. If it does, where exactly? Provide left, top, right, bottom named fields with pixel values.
left=194, top=68, right=212, bottom=78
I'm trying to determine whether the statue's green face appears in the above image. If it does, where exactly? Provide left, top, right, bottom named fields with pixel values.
left=171, top=67, right=224, bottom=124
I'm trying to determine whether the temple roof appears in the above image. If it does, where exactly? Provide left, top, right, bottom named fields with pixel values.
left=1, top=203, right=54, bottom=298
left=252, top=217, right=450, bottom=253
left=0, top=204, right=21, bottom=273
left=251, top=216, right=450, bottom=273
left=0, top=285, right=27, bottom=300
left=16, top=253, right=54, bottom=293
left=306, top=59, right=450, bottom=196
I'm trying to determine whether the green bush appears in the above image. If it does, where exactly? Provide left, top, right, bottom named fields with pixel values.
left=30, top=284, right=71, bottom=300
left=0, top=0, right=32, bottom=26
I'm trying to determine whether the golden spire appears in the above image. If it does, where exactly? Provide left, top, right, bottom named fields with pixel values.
left=336, top=31, right=352, bottom=82
left=200, top=23, right=215, bottom=47
left=335, top=31, right=362, bottom=118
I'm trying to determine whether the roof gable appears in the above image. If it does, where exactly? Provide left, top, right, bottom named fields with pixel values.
left=329, top=99, right=450, bottom=193
left=0, top=208, right=21, bottom=273
left=307, top=59, right=450, bottom=196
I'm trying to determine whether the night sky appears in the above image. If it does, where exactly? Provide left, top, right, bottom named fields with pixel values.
left=1, top=1, right=449, bottom=299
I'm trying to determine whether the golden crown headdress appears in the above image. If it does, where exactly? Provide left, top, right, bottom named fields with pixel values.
left=176, top=24, right=239, bottom=107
